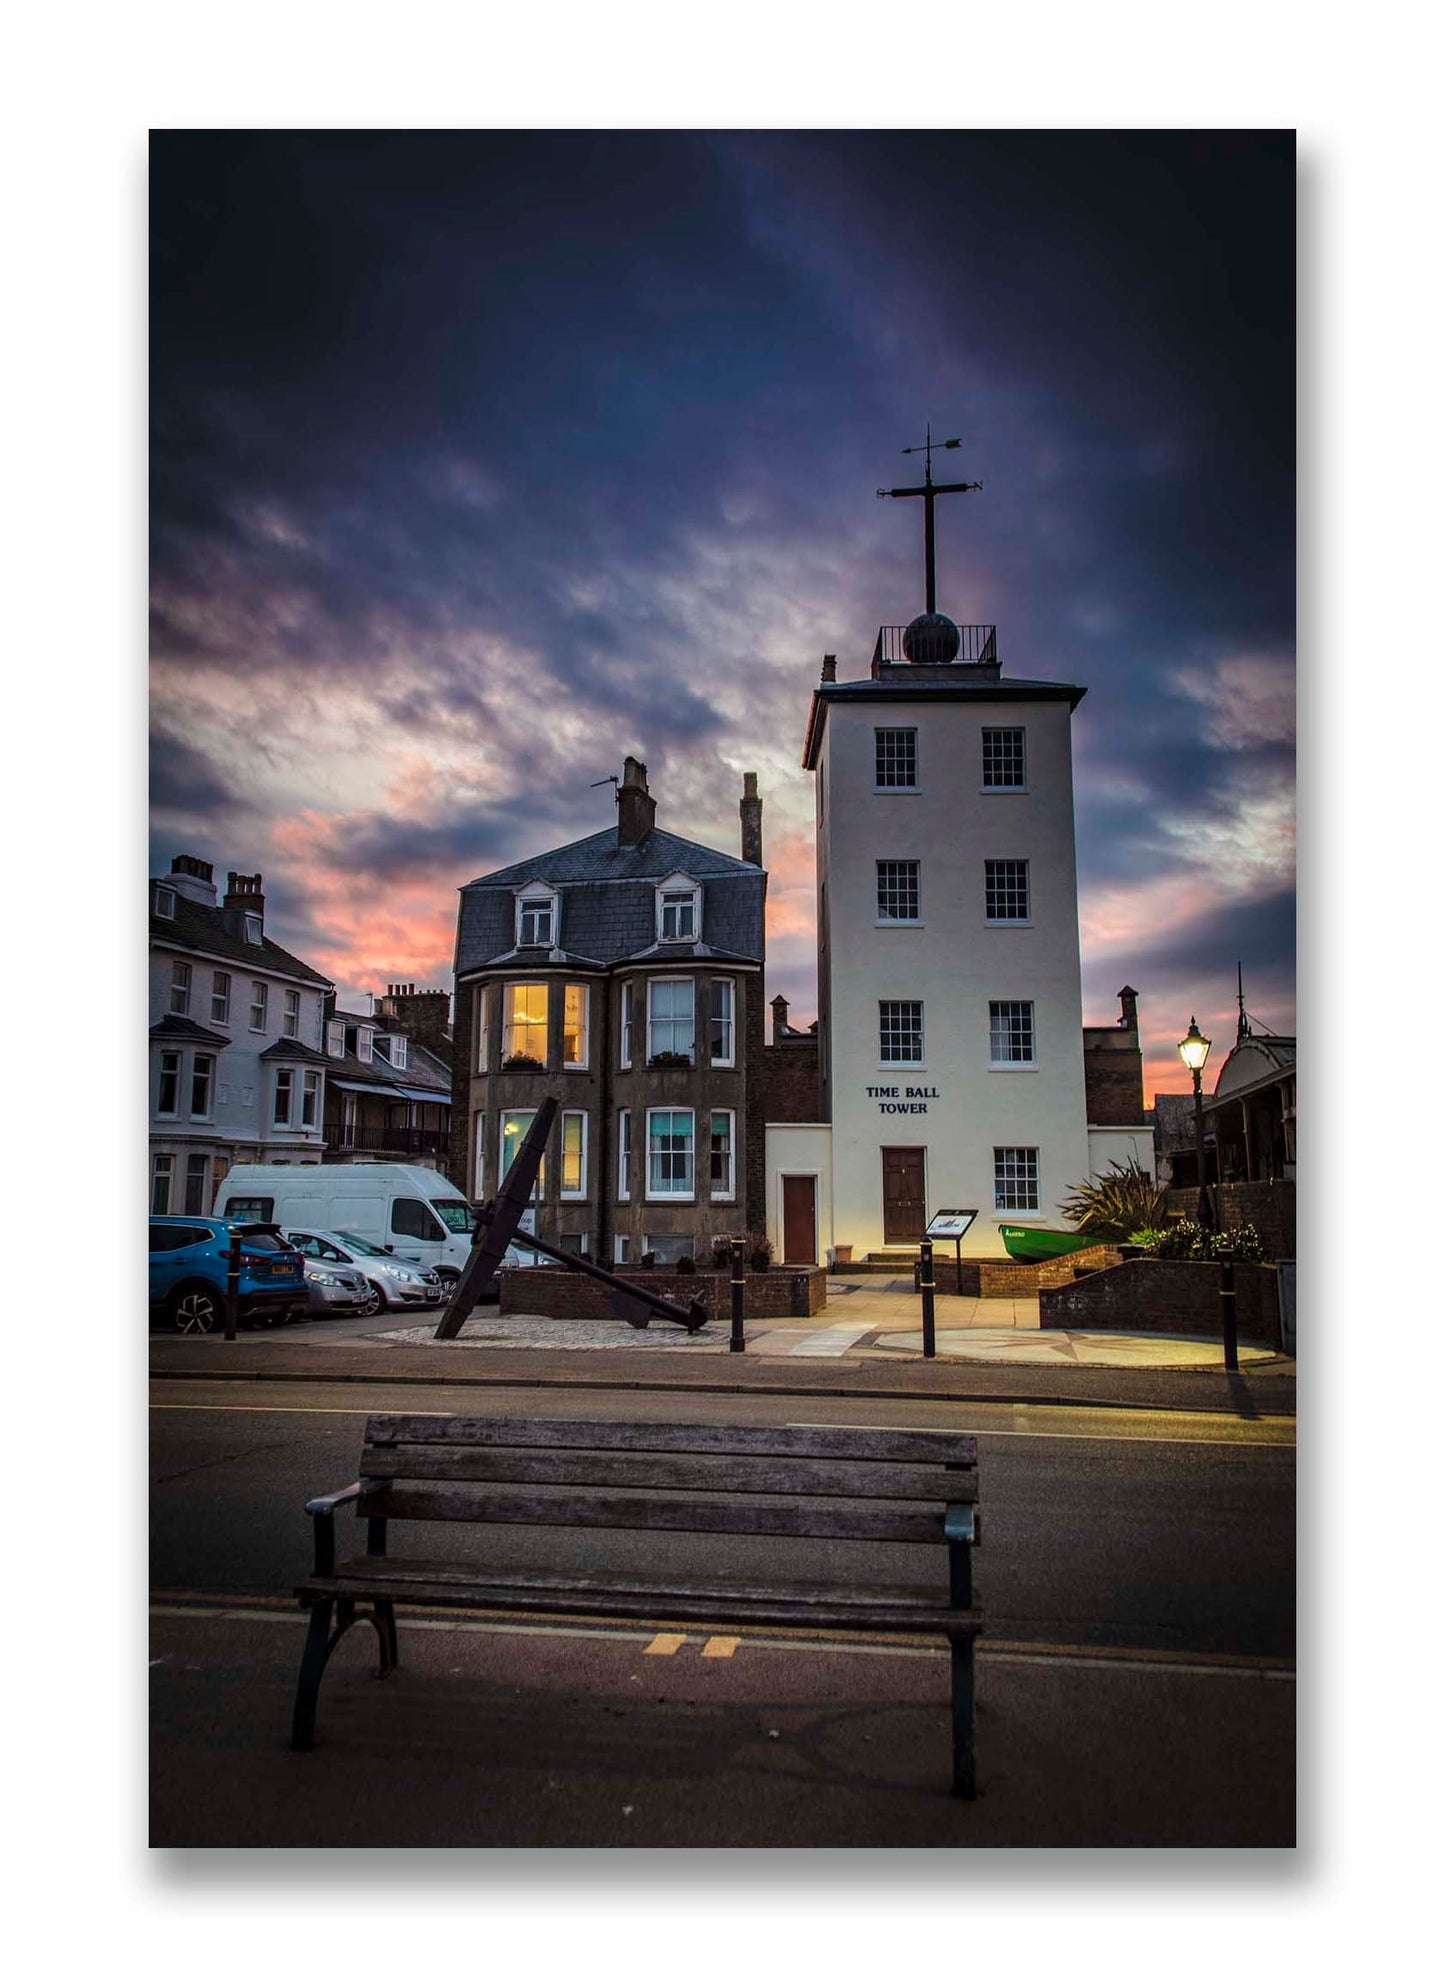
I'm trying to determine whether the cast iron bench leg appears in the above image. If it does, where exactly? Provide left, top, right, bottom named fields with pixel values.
left=291, top=1597, right=335, bottom=1750
left=950, top=1639, right=977, bottom=1799
left=376, top=1599, right=399, bottom=1675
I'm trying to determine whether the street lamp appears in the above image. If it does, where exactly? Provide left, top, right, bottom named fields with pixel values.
left=1177, top=1016, right=1213, bottom=1230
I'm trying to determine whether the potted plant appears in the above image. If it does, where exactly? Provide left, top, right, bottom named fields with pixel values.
left=832, top=1243, right=853, bottom=1266
left=646, top=1050, right=693, bottom=1070
left=499, top=1052, right=545, bottom=1074
left=748, top=1236, right=772, bottom=1274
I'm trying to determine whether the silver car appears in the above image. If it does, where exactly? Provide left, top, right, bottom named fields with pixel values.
left=284, top=1233, right=374, bottom=1317
left=282, top=1227, right=447, bottom=1317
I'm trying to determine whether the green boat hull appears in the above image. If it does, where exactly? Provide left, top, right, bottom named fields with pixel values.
left=998, top=1224, right=1096, bottom=1262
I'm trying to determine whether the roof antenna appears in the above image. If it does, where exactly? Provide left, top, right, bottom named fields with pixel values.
left=589, top=775, right=620, bottom=794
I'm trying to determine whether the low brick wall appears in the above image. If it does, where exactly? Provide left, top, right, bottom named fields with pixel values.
left=926, top=1243, right=1122, bottom=1298
left=499, top=1263, right=827, bottom=1321
left=1039, top=1258, right=1283, bottom=1351
left=1163, top=1181, right=1295, bottom=1260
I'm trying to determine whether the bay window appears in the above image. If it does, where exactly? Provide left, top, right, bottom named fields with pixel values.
left=499, top=1110, right=545, bottom=1196
left=273, top=1068, right=294, bottom=1126
left=619, top=982, right=634, bottom=1067
left=709, top=1110, right=735, bottom=1200
left=300, top=1070, right=320, bottom=1128
left=560, top=1111, right=587, bottom=1197
left=618, top=1109, right=632, bottom=1199
left=647, top=979, right=694, bottom=1063
left=647, top=1108, right=695, bottom=1198
left=503, top=982, right=548, bottom=1064
left=563, top=983, right=589, bottom=1068
left=190, top=1053, right=215, bottom=1119
left=709, top=978, right=735, bottom=1065
left=157, top=1050, right=181, bottom=1117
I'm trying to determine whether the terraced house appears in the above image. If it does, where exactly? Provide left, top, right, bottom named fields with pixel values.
left=149, top=856, right=333, bottom=1214
left=451, top=758, right=767, bottom=1262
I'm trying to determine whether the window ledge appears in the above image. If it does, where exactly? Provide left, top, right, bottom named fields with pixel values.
left=872, top=786, right=921, bottom=795
left=995, top=1208, right=1044, bottom=1218
left=988, top=1063, right=1038, bottom=1072
left=645, top=1193, right=696, bottom=1204
left=985, top=919, right=1033, bottom=929
left=874, top=920, right=925, bottom=930
left=877, top=1065, right=928, bottom=1074
left=980, top=786, right=1030, bottom=795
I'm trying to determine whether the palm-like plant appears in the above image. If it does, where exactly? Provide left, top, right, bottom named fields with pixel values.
left=1060, top=1158, right=1169, bottom=1242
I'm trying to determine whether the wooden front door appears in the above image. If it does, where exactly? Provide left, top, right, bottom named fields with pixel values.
left=781, top=1174, right=817, bottom=1265
left=881, top=1146, right=926, bottom=1243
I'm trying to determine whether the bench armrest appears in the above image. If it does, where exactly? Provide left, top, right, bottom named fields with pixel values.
left=945, top=1502, right=979, bottom=1611
left=304, top=1478, right=386, bottom=1575
left=944, top=1503, right=979, bottom=1545
left=305, top=1480, right=376, bottom=1518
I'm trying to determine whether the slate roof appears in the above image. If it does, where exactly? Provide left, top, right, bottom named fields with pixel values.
left=150, top=1015, right=232, bottom=1049
left=457, top=826, right=765, bottom=975
left=319, top=1034, right=452, bottom=1102
left=259, top=1039, right=331, bottom=1065
left=151, top=893, right=332, bottom=987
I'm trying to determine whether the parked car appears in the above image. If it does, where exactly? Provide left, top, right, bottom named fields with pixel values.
left=218, top=1164, right=482, bottom=1285
left=284, top=1232, right=375, bottom=1318
left=149, top=1217, right=307, bottom=1334
left=280, top=1227, right=447, bottom=1317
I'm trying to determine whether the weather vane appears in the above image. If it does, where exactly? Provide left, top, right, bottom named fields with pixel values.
left=877, top=424, right=982, bottom=615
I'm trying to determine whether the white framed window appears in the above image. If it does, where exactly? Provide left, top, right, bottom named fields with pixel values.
left=388, top=1035, right=408, bottom=1071
left=157, top=1050, right=181, bottom=1117
left=300, top=1070, right=320, bottom=1129
left=709, top=978, right=735, bottom=1066
left=250, top=981, right=268, bottom=1032
left=647, top=978, right=695, bottom=1063
left=647, top=1108, right=695, bottom=1198
left=272, top=1068, right=294, bottom=1126
left=184, top=1152, right=210, bottom=1216
left=190, top=1053, right=215, bottom=1119
left=283, top=988, right=301, bottom=1038
left=499, top=1110, right=544, bottom=1197
left=994, top=1146, right=1040, bottom=1212
left=646, top=1232, right=695, bottom=1265
left=563, top=983, right=589, bottom=1069
left=326, top=1018, right=345, bottom=1058
left=985, top=859, right=1030, bottom=923
left=502, top=982, right=548, bottom=1064
left=356, top=1026, right=373, bottom=1063
left=244, top=912, right=263, bottom=945
left=875, top=727, right=918, bottom=788
left=476, top=984, right=491, bottom=1072
left=557, top=1233, right=591, bottom=1257
left=151, top=1153, right=174, bottom=1215
left=560, top=1111, right=588, bottom=1198
left=619, top=981, right=634, bottom=1068
left=876, top=860, right=920, bottom=923
left=614, top=1233, right=633, bottom=1265
left=472, top=1110, right=486, bottom=1196
left=618, top=1109, right=632, bottom=1199
left=169, top=960, right=192, bottom=1016
left=982, top=726, right=1027, bottom=789
left=880, top=1000, right=924, bottom=1065
left=515, top=883, right=557, bottom=949
left=154, top=884, right=176, bottom=919
left=656, top=873, right=702, bottom=943
left=709, top=1110, right=735, bottom=1200
left=209, top=971, right=231, bottom=1025
left=989, top=1000, right=1036, bottom=1065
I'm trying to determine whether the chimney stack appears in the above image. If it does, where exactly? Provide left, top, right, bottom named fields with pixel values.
left=740, top=771, right=763, bottom=866
left=168, top=853, right=217, bottom=906
left=771, top=992, right=791, bottom=1041
left=821, top=654, right=837, bottom=683
left=616, top=756, right=656, bottom=847
left=223, top=871, right=265, bottom=935
left=1118, top=985, right=1139, bottom=1031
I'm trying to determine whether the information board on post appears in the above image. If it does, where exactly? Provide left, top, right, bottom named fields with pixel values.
left=926, top=1210, right=978, bottom=1241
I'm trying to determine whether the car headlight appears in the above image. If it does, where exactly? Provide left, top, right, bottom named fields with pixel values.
left=307, top=1270, right=344, bottom=1287
left=380, top=1263, right=418, bottom=1281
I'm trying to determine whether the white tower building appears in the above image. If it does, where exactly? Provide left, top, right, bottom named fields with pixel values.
left=801, top=606, right=1091, bottom=1259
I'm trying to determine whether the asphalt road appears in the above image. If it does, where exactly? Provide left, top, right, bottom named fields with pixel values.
left=150, top=1376, right=1295, bottom=1659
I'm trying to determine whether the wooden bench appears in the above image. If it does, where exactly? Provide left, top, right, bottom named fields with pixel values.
left=290, top=1414, right=984, bottom=1796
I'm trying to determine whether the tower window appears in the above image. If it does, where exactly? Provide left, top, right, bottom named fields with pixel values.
left=982, top=727, right=1027, bottom=788
left=879, top=1000, right=924, bottom=1065
left=989, top=1000, right=1036, bottom=1064
left=875, top=728, right=917, bottom=788
left=994, top=1146, right=1040, bottom=1212
left=985, top=859, right=1030, bottom=923
left=876, top=860, right=920, bottom=922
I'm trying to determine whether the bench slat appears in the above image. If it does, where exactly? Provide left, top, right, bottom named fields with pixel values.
left=360, top=1443, right=978, bottom=1503
left=363, top=1414, right=977, bottom=1469
left=364, top=1482, right=957, bottom=1544
left=296, top=1557, right=981, bottom=1636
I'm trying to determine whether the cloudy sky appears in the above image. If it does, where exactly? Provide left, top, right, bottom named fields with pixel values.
left=150, top=130, right=1294, bottom=1100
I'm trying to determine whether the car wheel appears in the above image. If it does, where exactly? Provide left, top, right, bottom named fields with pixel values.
left=359, top=1282, right=385, bottom=1319
left=171, top=1286, right=220, bottom=1336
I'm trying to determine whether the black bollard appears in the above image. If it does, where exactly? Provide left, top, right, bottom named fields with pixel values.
left=224, top=1228, right=242, bottom=1341
left=730, top=1237, right=746, bottom=1354
left=920, top=1237, right=936, bottom=1359
left=1219, top=1249, right=1240, bottom=1373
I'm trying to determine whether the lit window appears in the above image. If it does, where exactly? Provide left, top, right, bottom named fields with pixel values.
left=169, top=960, right=191, bottom=1016
left=250, top=981, right=268, bottom=1031
left=880, top=1000, right=923, bottom=1065
left=647, top=979, right=694, bottom=1062
left=560, top=1111, right=587, bottom=1197
left=283, top=989, right=301, bottom=1038
left=982, top=726, right=1026, bottom=788
left=211, top=971, right=231, bottom=1025
left=875, top=727, right=917, bottom=788
left=989, top=1001, right=1036, bottom=1064
left=709, top=1110, right=735, bottom=1199
left=503, top=982, right=548, bottom=1064
left=709, top=979, right=734, bottom=1065
left=157, top=1050, right=181, bottom=1117
left=876, top=861, right=920, bottom=922
left=190, top=1054, right=215, bottom=1118
left=985, top=860, right=1030, bottom=922
left=499, top=1111, right=544, bottom=1197
left=563, top=983, right=589, bottom=1068
left=994, top=1146, right=1040, bottom=1211
left=155, top=885, right=176, bottom=919
left=647, top=1109, right=695, bottom=1197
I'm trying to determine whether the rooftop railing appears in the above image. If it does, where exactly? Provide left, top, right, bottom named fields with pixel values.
left=871, top=624, right=998, bottom=669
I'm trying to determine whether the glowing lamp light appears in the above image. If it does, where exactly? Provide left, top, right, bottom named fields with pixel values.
left=1178, top=1016, right=1212, bottom=1075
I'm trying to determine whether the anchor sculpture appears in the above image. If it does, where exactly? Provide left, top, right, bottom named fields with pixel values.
left=433, top=1097, right=710, bottom=1340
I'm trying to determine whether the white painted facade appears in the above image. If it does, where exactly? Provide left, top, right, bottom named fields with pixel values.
left=763, top=1123, right=833, bottom=1265
left=1087, top=1123, right=1156, bottom=1180
left=806, top=657, right=1090, bottom=1257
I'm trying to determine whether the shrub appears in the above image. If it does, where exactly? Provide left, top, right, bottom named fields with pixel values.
left=499, top=1053, right=545, bottom=1074
left=675, top=1254, right=697, bottom=1275
left=646, top=1051, right=693, bottom=1070
left=748, top=1236, right=773, bottom=1273
left=1149, top=1220, right=1267, bottom=1262
left=1130, top=1227, right=1170, bottom=1253
left=1061, top=1158, right=1169, bottom=1241
left=711, top=1237, right=738, bottom=1271
left=639, top=1250, right=657, bottom=1270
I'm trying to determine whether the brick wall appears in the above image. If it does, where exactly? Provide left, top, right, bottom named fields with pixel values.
left=927, top=1243, right=1123, bottom=1298
left=1082, top=1049, right=1146, bottom=1126
left=499, top=1263, right=827, bottom=1320
left=1039, top=1258, right=1283, bottom=1350
left=1163, top=1180, right=1296, bottom=1260
left=763, top=1036, right=821, bottom=1123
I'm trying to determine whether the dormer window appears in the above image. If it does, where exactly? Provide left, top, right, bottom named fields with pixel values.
left=657, top=874, right=702, bottom=944
left=244, top=913, right=263, bottom=945
left=357, top=1027, right=374, bottom=1064
left=390, top=1035, right=407, bottom=1071
left=515, top=882, right=557, bottom=949
left=326, top=1019, right=345, bottom=1058
left=154, top=885, right=176, bottom=919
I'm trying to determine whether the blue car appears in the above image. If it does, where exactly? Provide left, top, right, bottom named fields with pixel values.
left=149, top=1217, right=308, bottom=1334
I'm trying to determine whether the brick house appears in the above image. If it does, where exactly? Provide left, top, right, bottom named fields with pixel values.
left=149, top=855, right=332, bottom=1214
left=452, top=758, right=766, bottom=1263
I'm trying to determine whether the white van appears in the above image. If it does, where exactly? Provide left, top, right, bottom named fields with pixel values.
left=215, top=1163, right=494, bottom=1282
